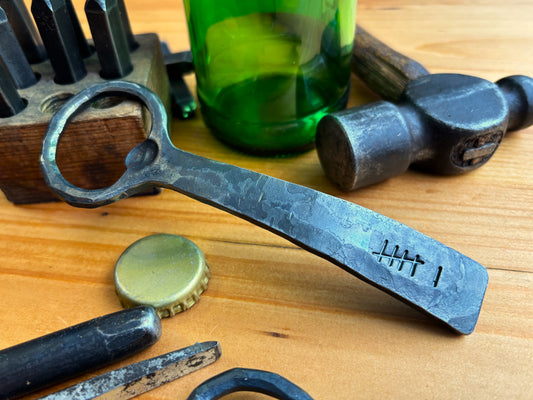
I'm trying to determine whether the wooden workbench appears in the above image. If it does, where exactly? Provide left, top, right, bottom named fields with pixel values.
left=1, top=0, right=531, bottom=398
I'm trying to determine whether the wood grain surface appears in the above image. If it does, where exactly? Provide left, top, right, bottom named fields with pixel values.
left=1, top=0, right=532, bottom=399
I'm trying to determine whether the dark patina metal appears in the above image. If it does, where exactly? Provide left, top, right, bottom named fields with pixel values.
left=41, top=341, right=221, bottom=400
left=0, top=0, right=47, bottom=64
left=0, top=306, right=161, bottom=399
left=85, top=0, right=133, bottom=79
left=0, top=5, right=37, bottom=89
left=40, top=81, right=489, bottom=335
left=187, top=368, right=313, bottom=400
left=31, top=0, right=87, bottom=84
left=163, top=48, right=196, bottom=119
left=316, top=28, right=533, bottom=191
left=0, top=59, right=25, bottom=117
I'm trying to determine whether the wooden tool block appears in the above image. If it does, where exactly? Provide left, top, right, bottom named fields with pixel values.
left=0, top=33, right=170, bottom=204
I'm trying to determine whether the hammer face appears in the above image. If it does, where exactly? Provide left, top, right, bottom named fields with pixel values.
left=405, top=73, right=507, bottom=174
left=316, top=102, right=413, bottom=191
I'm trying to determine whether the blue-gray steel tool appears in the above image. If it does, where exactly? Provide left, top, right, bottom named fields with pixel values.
left=0, top=306, right=161, bottom=399
left=31, top=0, right=87, bottom=84
left=40, top=81, right=489, bottom=335
left=316, top=27, right=533, bottom=190
left=116, top=0, right=137, bottom=51
left=0, top=0, right=47, bottom=64
left=0, top=5, right=37, bottom=88
left=63, top=0, right=92, bottom=58
left=187, top=368, right=313, bottom=400
left=0, top=57, right=25, bottom=117
left=39, top=341, right=221, bottom=400
left=85, top=0, right=133, bottom=79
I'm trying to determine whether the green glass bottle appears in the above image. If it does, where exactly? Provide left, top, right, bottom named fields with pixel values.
left=183, top=0, right=357, bottom=155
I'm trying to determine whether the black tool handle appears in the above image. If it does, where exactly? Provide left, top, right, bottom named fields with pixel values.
left=352, top=26, right=429, bottom=102
left=0, top=306, right=161, bottom=399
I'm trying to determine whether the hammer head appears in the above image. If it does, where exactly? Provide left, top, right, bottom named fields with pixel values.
left=404, top=73, right=508, bottom=174
left=316, top=73, right=533, bottom=191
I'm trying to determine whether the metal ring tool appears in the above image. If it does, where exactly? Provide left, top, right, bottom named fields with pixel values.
left=186, top=368, right=313, bottom=400
left=40, top=81, right=488, bottom=334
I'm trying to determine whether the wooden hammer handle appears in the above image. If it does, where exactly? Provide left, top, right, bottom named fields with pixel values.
left=352, top=26, right=429, bottom=102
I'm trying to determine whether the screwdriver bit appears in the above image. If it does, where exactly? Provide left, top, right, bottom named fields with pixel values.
left=41, top=342, right=221, bottom=399
left=0, top=0, right=47, bottom=63
left=0, top=6, right=37, bottom=88
left=64, top=0, right=92, bottom=58
left=0, top=59, right=25, bottom=117
left=85, top=0, right=133, bottom=79
left=40, top=81, right=490, bottom=335
left=31, top=0, right=87, bottom=84
left=116, top=0, right=137, bottom=51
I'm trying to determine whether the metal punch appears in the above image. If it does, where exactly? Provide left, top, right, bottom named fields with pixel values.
left=39, top=341, right=222, bottom=400
left=40, top=81, right=489, bottom=335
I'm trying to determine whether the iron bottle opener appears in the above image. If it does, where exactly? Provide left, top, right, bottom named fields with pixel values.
left=40, top=81, right=488, bottom=334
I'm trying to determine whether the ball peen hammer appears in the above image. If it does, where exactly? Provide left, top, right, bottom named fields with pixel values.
left=316, top=26, right=533, bottom=191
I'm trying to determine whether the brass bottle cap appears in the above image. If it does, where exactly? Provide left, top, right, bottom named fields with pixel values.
left=114, top=234, right=210, bottom=318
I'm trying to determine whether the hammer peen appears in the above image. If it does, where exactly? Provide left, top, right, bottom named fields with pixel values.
left=316, top=27, right=533, bottom=191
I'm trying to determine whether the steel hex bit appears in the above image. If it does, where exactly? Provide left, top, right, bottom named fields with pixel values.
left=31, top=0, right=87, bottom=84
left=187, top=368, right=313, bottom=400
left=64, top=0, right=92, bottom=58
left=0, top=59, right=25, bottom=117
left=85, top=0, right=133, bottom=79
left=0, top=0, right=47, bottom=63
left=116, top=0, right=137, bottom=51
left=0, top=6, right=37, bottom=88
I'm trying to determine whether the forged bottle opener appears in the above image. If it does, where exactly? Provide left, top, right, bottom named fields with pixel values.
left=40, top=81, right=489, bottom=334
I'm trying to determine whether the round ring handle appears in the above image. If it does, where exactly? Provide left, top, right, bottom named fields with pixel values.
left=187, top=368, right=314, bottom=400
left=40, top=81, right=169, bottom=208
